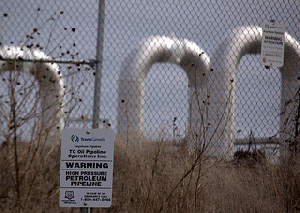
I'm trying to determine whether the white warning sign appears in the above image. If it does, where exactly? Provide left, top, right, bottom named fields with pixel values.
left=261, top=21, right=285, bottom=67
left=60, top=129, right=114, bottom=208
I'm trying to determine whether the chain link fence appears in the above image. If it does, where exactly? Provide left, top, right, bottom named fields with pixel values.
left=1, top=0, right=300, bottom=155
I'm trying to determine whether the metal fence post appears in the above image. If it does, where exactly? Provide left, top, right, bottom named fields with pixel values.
left=92, top=0, right=106, bottom=129
left=80, top=1, right=105, bottom=212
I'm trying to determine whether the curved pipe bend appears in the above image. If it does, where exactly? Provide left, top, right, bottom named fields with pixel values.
left=210, top=26, right=300, bottom=157
left=0, top=45, right=65, bottom=145
left=117, top=35, right=210, bottom=143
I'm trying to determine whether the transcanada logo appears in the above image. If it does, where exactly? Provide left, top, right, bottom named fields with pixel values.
left=81, top=137, right=105, bottom=142
left=71, top=135, right=105, bottom=142
left=71, top=135, right=79, bottom=142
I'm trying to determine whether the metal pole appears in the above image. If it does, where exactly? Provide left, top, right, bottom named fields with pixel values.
left=80, top=207, right=93, bottom=213
left=80, top=1, right=105, bottom=213
left=0, top=56, right=96, bottom=66
left=92, top=0, right=106, bottom=129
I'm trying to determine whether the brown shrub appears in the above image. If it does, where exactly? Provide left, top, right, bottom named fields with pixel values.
left=1, top=138, right=300, bottom=212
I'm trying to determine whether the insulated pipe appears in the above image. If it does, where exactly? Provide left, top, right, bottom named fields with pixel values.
left=117, top=36, right=210, bottom=147
left=210, top=26, right=300, bottom=157
left=0, top=45, right=65, bottom=145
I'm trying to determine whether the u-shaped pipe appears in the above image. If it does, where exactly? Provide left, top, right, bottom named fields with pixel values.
left=117, top=36, right=210, bottom=145
left=210, top=26, right=300, bottom=156
left=0, top=45, right=65, bottom=145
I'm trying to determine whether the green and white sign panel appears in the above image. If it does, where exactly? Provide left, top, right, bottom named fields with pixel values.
left=261, top=21, right=285, bottom=67
left=60, top=129, right=114, bottom=208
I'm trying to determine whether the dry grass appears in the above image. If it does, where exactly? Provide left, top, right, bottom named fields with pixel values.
left=0, top=137, right=300, bottom=213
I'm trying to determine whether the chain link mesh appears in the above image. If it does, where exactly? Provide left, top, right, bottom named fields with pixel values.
left=1, top=0, right=300, bottom=154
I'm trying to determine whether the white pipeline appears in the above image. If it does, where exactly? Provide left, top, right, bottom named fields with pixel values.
left=0, top=45, right=65, bottom=145
left=117, top=36, right=210, bottom=147
left=210, top=26, right=300, bottom=157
